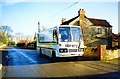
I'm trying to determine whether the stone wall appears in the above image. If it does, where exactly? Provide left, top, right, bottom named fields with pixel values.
left=98, top=45, right=119, bottom=61
left=103, top=49, right=119, bottom=61
left=83, top=45, right=119, bottom=61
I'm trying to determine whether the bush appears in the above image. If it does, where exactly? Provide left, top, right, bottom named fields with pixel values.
left=16, top=42, right=25, bottom=47
left=7, top=42, right=16, bottom=46
left=0, top=42, right=2, bottom=45
left=27, top=41, right=36, bottom=49
left=84, top=47, right=100, bottom=60
left=16, top=41, right=36, bottom=50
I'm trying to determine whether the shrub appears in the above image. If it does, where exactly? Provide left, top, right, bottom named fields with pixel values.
left=7, top=41, right=16, bottom=46
left=16, top=42, right=25, bottom=47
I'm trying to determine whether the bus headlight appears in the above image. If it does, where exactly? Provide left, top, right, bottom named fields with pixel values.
left=78, top=48, right=84, bottom=52
left=59, top=48, right=68, bottom=53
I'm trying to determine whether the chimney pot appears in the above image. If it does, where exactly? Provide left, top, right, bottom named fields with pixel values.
left=79, top=8, right=85, bottom=15
left=78, top=8, right=85, bottom=16
left=78, top=8, right=86, bottom=25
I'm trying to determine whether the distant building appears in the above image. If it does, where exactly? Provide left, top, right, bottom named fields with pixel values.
left=14, top=33, right=34, bottom=43
left=61, top=9, right=112, bottom=48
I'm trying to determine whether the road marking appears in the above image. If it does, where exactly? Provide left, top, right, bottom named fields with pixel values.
left=9, top=48, right=37, bottom=63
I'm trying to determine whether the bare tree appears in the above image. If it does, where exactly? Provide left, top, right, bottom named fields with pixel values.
left=0, top=25, right=13, bottom=42
left=0, top=25, right=13, bottom=36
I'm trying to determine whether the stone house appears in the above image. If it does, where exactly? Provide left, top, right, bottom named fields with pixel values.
left=61, top=9, right=112, bottom=48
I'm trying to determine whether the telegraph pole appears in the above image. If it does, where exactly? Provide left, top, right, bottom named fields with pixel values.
left=38, top=21, right=40, bottom=32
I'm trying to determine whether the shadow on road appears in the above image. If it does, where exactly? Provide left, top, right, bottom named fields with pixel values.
left=2, top=49, right=100, bottom=66
left=2, top=71, right=120, bottom=79
left=38, top=54, right=100, bottom=63
left=56, top=56, right=99, bottom=62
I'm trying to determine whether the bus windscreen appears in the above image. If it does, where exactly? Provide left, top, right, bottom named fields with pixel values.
left=59, top=27, right=81, bottom=42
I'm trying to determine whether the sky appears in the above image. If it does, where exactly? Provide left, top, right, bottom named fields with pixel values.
left=1, top=0, right=119, bottom=36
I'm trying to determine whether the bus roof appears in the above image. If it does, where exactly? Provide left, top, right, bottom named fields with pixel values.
left=58, top=25, right=81, bottom=28
left=38, top=25, right=81, bottom=33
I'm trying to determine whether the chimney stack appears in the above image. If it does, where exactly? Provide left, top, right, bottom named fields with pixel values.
left=79, top=9, right=85, bottom=19
left=78, top=9, right=86, bottom=26
left=61, top=18, right=66, bottom=23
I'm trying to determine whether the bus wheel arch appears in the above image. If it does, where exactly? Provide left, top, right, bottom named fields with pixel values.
left=52, top=50, right=56, bottom=58
left=39, top=47, right=42, bottom=56
left=51, top=50, right=56, bottom=62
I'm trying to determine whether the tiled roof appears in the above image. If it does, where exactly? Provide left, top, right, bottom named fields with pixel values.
left=61, top=15, right=79, bottom=25
left=61, top=15, right=112, bottom=27
left=87, top=18, right=112, bottom=27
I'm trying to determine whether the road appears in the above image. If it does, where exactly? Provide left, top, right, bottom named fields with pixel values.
left=1, top=47, right=120, bottom=79
left=2, top=47, right=51, bottom=66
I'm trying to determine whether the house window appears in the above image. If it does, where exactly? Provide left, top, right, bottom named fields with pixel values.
left=97, top=28, right=102, bottom=34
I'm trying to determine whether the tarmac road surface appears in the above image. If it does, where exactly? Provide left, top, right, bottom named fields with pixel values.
left=1, top=47, right=120, bottom=79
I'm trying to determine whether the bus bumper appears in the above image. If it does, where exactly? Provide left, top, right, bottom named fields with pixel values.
left=58, top=52, right=84, bottom=57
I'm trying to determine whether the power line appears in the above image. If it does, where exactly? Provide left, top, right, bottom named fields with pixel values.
left=51, top=2, right=79, bottom=18
left=38, top=2, right=80, bottom=30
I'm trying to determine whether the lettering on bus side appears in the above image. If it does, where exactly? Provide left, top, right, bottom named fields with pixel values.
left=40, top=37, right=44, bottom=40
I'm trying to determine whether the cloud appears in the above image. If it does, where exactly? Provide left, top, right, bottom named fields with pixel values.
left=2, top=0, right=119, bottom=4
left=3, top=0, right=27, bottom=3
left=2, top=0, right=28, bottom=5
left=2, top=0, right=119, bottom=7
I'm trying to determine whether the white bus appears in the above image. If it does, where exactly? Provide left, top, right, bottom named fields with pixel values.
left=37, top=25, right=84, bottom=59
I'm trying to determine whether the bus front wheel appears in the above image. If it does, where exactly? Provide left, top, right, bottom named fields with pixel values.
left=51, top=50, right=56, bottom=62
left=39, top=48, right=42, bottom=57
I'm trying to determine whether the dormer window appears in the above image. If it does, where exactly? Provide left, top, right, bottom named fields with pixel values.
left=97, top=28, right=102, bottom=34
